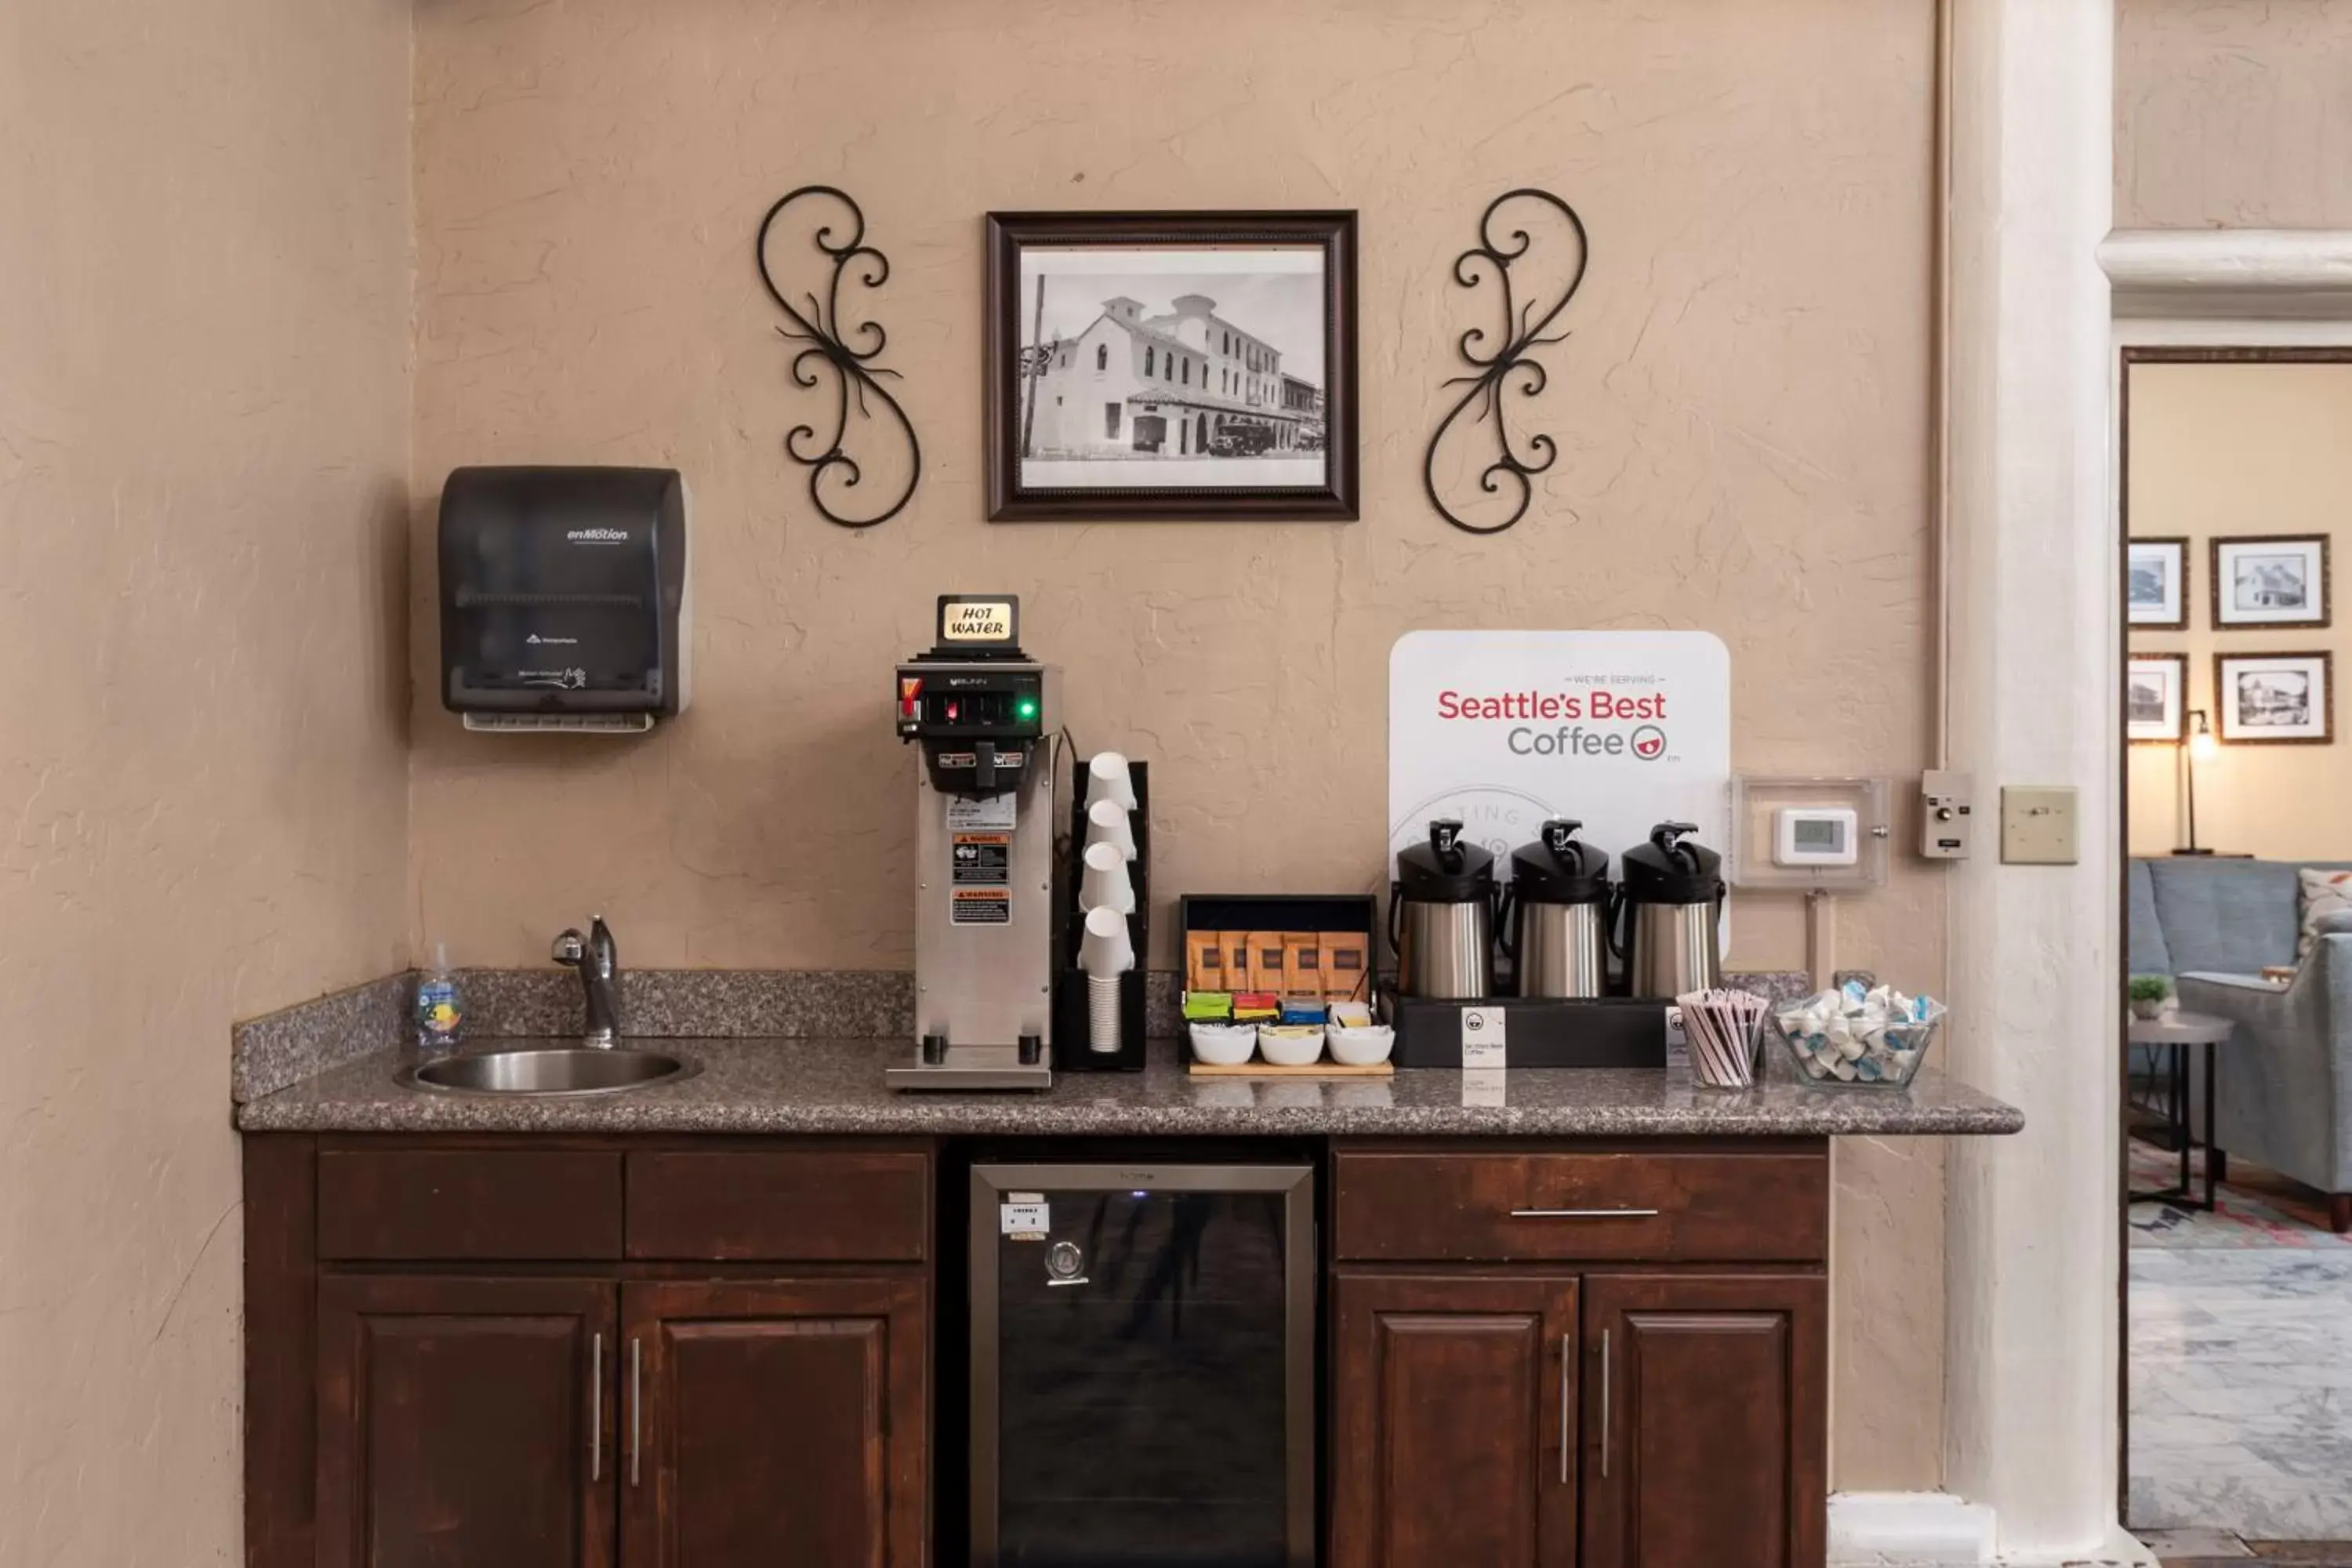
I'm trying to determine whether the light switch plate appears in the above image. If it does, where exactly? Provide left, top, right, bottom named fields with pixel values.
left=2000, top=786, right=2078, bottom=865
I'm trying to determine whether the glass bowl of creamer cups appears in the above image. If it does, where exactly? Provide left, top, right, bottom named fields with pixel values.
left=1773, top=981, right=1945, bottom=1090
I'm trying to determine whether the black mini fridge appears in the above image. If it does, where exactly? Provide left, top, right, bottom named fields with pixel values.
left=970, top=1163, right=1316, bottom=1567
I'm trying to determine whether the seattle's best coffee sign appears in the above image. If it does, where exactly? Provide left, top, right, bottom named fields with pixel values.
left=1388, top=630, right=1731, bottom=891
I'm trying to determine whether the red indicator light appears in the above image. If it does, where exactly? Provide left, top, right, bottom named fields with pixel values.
left=946, top=700, right=960, bottom=722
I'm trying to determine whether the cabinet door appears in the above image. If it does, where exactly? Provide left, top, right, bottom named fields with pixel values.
left=621, top=1277, right=927, bottom=1568
left=1581, top=1272, right=1827, bottom=1568
left=1330, top=1272, right=1577, bottom=1568
left=317, top=1275, right=616, bottom=1568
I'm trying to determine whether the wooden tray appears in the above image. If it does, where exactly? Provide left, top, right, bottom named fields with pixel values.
left=1187, top=1059, right=1396, bottom=1080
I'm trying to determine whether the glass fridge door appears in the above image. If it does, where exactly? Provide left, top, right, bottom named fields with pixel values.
left=974, top=1165, right=1313, bottom=1568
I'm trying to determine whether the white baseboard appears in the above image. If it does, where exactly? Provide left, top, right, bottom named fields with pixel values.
left=1994, top=1525, right=2158, bottom=1568
left=1831, top=1496, right=2157, bottom=1568
left=1832, top=1493, right=1996, bottom=1566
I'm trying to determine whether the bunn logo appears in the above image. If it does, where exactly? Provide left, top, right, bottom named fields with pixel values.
left=566, top=528, right=628, bottom=543
left=1631, top=724, right=1668, bottom=760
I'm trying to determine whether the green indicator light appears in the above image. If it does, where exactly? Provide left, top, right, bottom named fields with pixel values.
left=1016, top=698, right=1039, bottom=720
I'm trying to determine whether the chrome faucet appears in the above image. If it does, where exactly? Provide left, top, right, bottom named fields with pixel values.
left=551, top=915, right=622, bottom=1047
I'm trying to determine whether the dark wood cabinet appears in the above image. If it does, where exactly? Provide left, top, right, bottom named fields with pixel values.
left=256, top=1138, right=936, bottom=1568
left=621, top=1278, right=928, bottom=1568
left=257, top=1132, right=1836, bottom=1568
left=1330, top=1272, right=1577, bottom=1568
left=1325, top=1143, right=1832, bottom=1568
left=315, top=1275, right=617, bottom=1568
left=1580, top=1272, right=1828, bottom=1568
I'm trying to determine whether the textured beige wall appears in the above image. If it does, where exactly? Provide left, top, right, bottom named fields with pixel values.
left=410, top=0, right=1947, bottom=1488
left=0, top=0, right=412, bottom=1557
left=2118, top=0, right=2352, bottom=229
left=2128, top=361, right=2352, bottom=859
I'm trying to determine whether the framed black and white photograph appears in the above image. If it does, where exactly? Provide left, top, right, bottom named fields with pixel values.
left=2127, top=537, right=2188, bottom=628
left=985, top=211, right=1358, bottom=521
left=2215, top=651, right=2333, bottom=744
left=2126, top=653, right=2187, bottom=744
left=2212, top=534, right=2329, bottom=630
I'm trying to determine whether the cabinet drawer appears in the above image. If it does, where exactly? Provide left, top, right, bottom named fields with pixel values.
left=317, top=1149, right=623, bottom=1261
left=1332, top=1151, right=1826, bottom=1263
left=626, top=1150, right=929, bottom=1261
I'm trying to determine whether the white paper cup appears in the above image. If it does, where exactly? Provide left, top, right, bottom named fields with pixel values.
left=1085, top=798, right=1138, bottom=862
left=1079, top=840, right=1136, bottom=916
left=1079, top=903, right=1134, bottom=977
left=1087, top=974, right=1122, bottom=1053
left=1085, top=751, right=1139, bottom=814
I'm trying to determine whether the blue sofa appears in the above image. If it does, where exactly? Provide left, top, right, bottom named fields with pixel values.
left=2130, top=856, right=2352, bottom=1232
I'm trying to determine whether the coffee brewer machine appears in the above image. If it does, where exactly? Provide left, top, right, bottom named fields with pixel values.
left=1613, top=821, right=1727, bottom=1000
left=885, top=595, right=1057, bottom=1091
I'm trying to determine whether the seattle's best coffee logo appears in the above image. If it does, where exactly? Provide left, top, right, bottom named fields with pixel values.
left=1435, top=687, right=1672, bottom=761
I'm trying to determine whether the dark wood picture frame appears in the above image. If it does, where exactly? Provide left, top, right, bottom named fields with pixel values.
left=2213, top=648, right=2334, bottom=745
left=984, top=210, right=1359, bottom=522
left=2209, top=533, right=2331, bottom=630
left=2124, top=652, right=2187, bottom=744
left=2125, top=535, right=2189, bottom=629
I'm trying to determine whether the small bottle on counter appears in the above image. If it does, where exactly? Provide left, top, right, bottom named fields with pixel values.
left=414, top=943, right=465, bottom=1051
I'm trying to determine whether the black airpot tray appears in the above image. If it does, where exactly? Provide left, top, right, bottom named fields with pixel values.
left=1382, top=990, right=1668, bottom=1069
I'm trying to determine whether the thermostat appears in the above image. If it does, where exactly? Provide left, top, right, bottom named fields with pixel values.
left=1774, top=807, right=1859, bottom=868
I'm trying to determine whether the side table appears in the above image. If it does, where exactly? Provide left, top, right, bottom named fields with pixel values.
left=2127, top=1011, right=2236, bottom=1211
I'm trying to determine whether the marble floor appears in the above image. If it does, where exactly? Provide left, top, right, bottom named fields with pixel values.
left=2131, top=1247, right=2352, bottom=1540
left=2141, top=1530, right=2352, bottom=1566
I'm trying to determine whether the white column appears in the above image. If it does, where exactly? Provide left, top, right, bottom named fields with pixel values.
left=1942, top=0, right=2145, bottom=1562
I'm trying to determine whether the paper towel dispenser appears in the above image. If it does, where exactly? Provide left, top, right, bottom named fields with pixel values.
left=438, top=466, right=691, bottom=732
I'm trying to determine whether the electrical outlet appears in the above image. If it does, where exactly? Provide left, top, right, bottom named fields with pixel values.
left=2001, top=786, right=2079, bottom=865
left=1920, top=770, right=1974, bottom=860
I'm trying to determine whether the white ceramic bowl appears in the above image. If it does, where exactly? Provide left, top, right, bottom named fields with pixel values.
left=1188, top=1022, right=1258, bottom=1067
left=1325, top=1024, right=1396, bottom=1067
left=1257, top=1025, right=1326, bottom=1066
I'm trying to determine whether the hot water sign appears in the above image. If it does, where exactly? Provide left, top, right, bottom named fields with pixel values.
left=1388, top=630, right=1731, bottom=892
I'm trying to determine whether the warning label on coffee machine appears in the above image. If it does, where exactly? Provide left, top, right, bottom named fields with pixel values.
left=950, top=832, right=1012, bottom=924
left=952, top=888, right=1010, bottom=924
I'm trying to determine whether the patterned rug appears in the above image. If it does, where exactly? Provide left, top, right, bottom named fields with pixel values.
left=2129, top=1139, right=2350, bottom=1249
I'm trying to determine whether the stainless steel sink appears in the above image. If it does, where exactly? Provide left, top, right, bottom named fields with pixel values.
left=401, top=1047, right=696, bottom=1097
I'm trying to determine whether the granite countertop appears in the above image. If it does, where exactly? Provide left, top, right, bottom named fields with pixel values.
left=236, top=1036, right=2025, bottom=1138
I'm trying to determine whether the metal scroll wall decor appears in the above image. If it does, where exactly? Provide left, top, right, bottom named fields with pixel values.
left=756, top=186, right=921, bottom=529
left=1423, top=189, right=1590, bottom=536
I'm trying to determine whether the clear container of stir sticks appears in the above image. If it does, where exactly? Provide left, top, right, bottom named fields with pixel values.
left=1675, top=989, right=1772, bottom=1090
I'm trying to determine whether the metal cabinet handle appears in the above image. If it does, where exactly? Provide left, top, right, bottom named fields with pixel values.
left=1559, top=1332, right=1571, bottom=1486
left=629, top=1337, right=643, bottom=1487
left=1600, top=1328, right=1613, bottom=1479
left=1509, top=1207, right=1661, bottom=1219
left=590, top=1333, right=603, bottom=1482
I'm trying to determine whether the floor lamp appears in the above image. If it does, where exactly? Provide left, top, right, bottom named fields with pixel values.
left=2172, top=708, right=2217, bottom=856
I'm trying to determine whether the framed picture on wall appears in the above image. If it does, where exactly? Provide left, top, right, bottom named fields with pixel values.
left=2127, top=537, right=2188, bottom=629
left=2125, top=653, right=2187, bottom=743
left=2215, top=651, right=2333, bottom=744
left=984, top=210, right=1359, bottom=521
left=2212, top=535, right=2329, bottom=629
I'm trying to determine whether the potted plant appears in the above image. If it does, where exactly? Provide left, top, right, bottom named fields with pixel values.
left=2128, top=975, right=2172, bottom=1021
